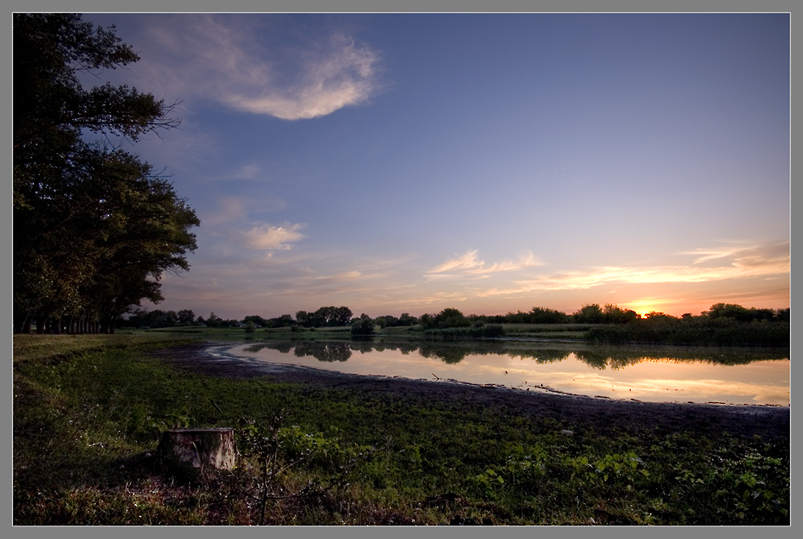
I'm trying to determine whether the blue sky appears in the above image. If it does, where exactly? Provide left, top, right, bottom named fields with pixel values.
left=79, top=13, right=790, bottom=319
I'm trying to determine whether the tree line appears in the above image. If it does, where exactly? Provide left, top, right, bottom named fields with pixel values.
left=13, top=14, right=199, bottom=335
left=117, top=302, right=788, bottom=331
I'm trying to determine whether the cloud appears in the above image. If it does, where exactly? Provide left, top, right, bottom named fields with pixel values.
left=473, top=242, right=790, bottom=297
left=135, top=16, right=382, bottom=120
left=202, top=193, right=287, bottom=226
left=235, top=164, right=262, bottom=180
left=231, top=223, right=306, bottom=250
left=426, top=250, right=542, bottom=280
left=224, top=35, right=381, bottom=120
left=315, top=271, right=363, bottom=282
left=683, top=242, right=789, bottom=267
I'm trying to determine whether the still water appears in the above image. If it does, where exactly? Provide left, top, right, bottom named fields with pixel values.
left=217, top=340, right=789, bottom=406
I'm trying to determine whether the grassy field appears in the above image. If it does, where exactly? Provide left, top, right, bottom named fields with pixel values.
left=13, top=333, right=790, bottom=525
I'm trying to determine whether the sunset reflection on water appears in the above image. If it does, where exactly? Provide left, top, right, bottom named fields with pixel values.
left=222, top=341, right=789, bottom=406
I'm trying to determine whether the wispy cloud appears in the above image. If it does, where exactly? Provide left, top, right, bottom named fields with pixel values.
left=426, top=250, right=542, bottom=280
left=230, top=223, right=306, bottom=250
left=136, top=16, right=382, bottom=120
left=683, top=242, right=789, bottom=267
left=473, top=242, right=789, bottom=297
left=202, top=193, right=287, bottom=226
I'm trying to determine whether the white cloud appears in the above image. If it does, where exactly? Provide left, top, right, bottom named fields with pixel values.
left=426, top=250, right=542, bottom=280
left=231, top=223, right=306, bottom=250
left=134, top=17, right=381, bottom=120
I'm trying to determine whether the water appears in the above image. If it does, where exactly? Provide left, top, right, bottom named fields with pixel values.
left=216, top=340, right=789, bottom=406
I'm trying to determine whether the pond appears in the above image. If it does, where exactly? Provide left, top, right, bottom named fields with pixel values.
left=214, top=339, right=790, bottom=406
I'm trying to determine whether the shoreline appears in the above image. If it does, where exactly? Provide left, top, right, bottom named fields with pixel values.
left=152, top=342, right=790, bottom=442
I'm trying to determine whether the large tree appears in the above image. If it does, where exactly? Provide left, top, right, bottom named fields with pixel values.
left=14, top=14, right=198, bottom=333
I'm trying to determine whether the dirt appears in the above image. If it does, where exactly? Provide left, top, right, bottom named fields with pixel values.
left=151, top=342, right=790, bottom=442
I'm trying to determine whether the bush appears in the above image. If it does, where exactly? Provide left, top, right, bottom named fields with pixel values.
left=350, top=318, right=375, bottom=336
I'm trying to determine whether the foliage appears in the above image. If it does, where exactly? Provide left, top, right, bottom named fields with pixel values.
left=586, top=317, right=789, bottom=347
left=419, top=308, right=472, bottom=330
left=572, top=304, right=606, bottom=324
left=13, top=14, right=197, bottom=335
left=351, top=317, right=376, bottom=336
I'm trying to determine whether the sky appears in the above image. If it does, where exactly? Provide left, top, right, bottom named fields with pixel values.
left=77, top=13, right=790, bottom=320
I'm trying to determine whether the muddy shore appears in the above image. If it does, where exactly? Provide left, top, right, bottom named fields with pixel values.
left=151, top=342, right=789, bottom=442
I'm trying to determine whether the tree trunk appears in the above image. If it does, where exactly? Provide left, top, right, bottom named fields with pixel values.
left=157, top=428, right=236, bottom=477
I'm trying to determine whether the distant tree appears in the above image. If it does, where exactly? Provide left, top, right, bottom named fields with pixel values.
left=350, top=317, right=375, bottom=336
left=419, top=313, right=433, bottom=329
left=295, top=311, right=310, bottom=326
left=270, top=314, right=295, bottom=328
left=418, top=308, right=471, bottom=329
left=603, top=304, right=640, bottom=324
left=528, top=307, right=570, bottom=324
left=399, top=313, right=418, bottom=326
left=374, top=316, right=389, bottom=329
left=705, top=303, right=753, bottom=322
left=334, top=306, right=353, bottom=326
left=177, top=309, right=195, bottom=325
left=312, top=306, right=334, bottom=327
left=572, top=304, right=605, bottom=324
left=243, top=315, right=268, bottom=327
left=644, top=311, right=677, bottom=324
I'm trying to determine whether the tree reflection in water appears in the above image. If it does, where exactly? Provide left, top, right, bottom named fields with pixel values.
left=242, top=339, right=787, bottom=369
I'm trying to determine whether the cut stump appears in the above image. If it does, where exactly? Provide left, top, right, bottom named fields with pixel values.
left=157, top=428, right=236, bottom=476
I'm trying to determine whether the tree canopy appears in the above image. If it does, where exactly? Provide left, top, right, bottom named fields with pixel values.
left=14, top=14, right=198, bottom=334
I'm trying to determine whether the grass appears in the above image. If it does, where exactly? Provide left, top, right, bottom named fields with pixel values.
left=13, top=334, right=790, bottom=525
left=129, top=319, right=790, bottom=349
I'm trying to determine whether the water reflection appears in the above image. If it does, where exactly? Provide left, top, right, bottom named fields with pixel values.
left=242, top=340, right=787, bottom=369
left=229, top=339, right=789, bottom=405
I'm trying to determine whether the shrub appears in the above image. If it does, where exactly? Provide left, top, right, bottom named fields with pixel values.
left=350, top=318, right=375, bottom=336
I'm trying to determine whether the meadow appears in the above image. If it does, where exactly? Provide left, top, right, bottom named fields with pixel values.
left=13, top=332, right=789, bottom=525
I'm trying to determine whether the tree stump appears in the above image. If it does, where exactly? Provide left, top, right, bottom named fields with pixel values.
left=157, top=428, right=236, bottom=477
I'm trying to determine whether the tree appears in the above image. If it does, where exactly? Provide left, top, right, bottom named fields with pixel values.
left=177, top=309, right=196, bottom=325
left=334, top=306, right=354, bottom=326
left=13, top=14, right=197, bottom=333
left=602, top=304, right=639, bottom=324
left=243, top=315, right=268, bottom=327
left=528, top=307, right=570, bottom=324
left=572, top=304, right=605, bottom=324
left=350, top=317, right=375, bottom=336
left=14, top=14, right=178, bottom=154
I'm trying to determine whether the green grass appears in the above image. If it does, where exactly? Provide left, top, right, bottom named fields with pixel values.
left=14, top=334, right=790, bottom=525
left=130, top=319, right=789, bottom=348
